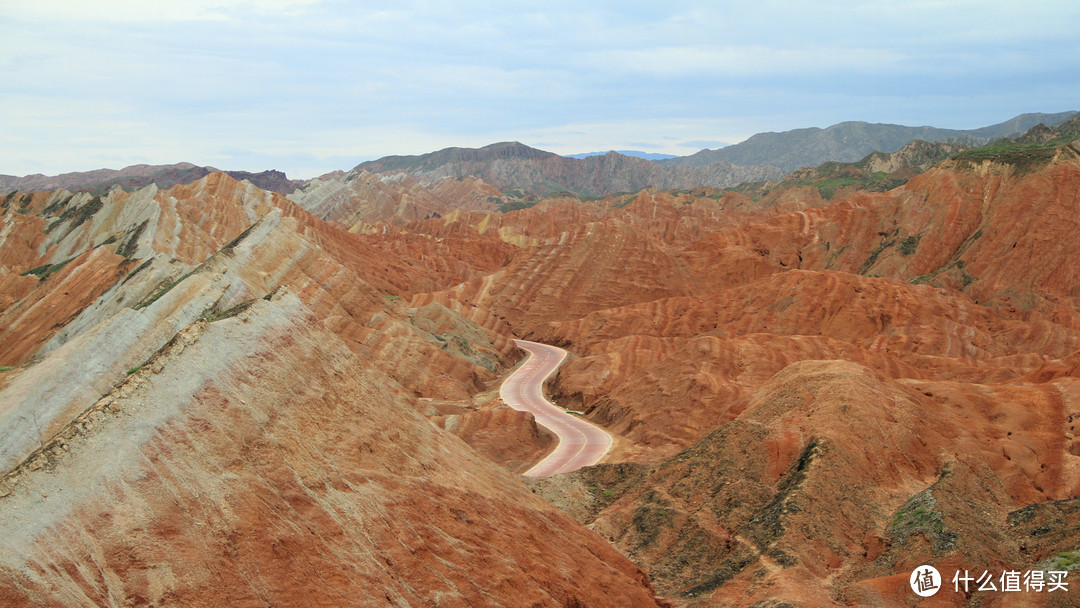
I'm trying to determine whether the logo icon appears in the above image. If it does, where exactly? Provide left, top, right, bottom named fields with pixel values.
left=910, top=565, right=941, bottom=597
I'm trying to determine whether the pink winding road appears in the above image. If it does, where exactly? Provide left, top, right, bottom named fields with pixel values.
left=500, top=339, right=613, bottom=476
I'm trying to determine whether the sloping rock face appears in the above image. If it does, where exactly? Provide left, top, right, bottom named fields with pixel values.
left=289, top=170, right=504, bottom=232
left=0, top=172, right=667, bottom=606
left=566, top=360, right=1080, bottom=606
left=0, top=172, right=523, bottom=471
left=0, top=293, right=662, bottom=607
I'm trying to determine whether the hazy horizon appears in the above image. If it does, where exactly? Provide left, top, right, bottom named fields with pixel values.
left=3, top=1, right=1079, bottom=179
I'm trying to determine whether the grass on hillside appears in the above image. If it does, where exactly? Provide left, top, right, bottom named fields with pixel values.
left=20, top=257, right=75, bottom=281
left=954, top=142, right=1061, bottom=174
left=496, top=200, right=538, bottom=213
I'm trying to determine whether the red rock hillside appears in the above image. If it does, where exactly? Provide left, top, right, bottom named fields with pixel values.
left=0, top=173, right=668, bottom=606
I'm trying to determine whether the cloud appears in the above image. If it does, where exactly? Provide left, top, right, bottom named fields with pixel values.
left=4, top=0, right=322, bottom=22
left=1, top=1, right=1078, bottom=178
left=587, top=45, right=908, bottom=78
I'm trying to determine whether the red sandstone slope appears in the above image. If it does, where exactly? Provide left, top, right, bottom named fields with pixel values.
left=390, top=153, right=1080, bottom=458
left=567, top=360, right=1080, bottom=606
left=0, top=173, right=528, bottom=474
left=390, top=149, right=1080, bottom=605
left=0, top=173, right=668, bottom=606
left=0, top=293, right=663, bottom=607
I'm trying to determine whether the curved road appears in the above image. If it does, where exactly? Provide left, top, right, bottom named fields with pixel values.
left=500, top=340, right=613, bottom=476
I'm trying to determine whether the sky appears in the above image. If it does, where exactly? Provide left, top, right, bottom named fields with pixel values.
left=2, top=0, right=1078, bottom=178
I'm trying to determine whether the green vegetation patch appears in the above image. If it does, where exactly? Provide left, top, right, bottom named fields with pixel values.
left=744, top=440, right=822, bottom=550
left=1052, top=550, right=1080, bottom=571
left=44, top=195, right=103, bottom=236
left=117, top=220, right=150, bottom=258
left=496, top=200, right=538, bottom=213
left=203, top=299, right=257, bottom=323
left=859, top=236, right=897, bottom=275
left=19, top=257, right=75, bottom=281
left=811, top=176, right=864, bottom=199
left=899, top=234, right=922, bottom=255
left=120, top=258, right=154, bottom=285
left=41, top=193, right=74, bottom=216
left=135, top=270, right=196, bottom=310
left=220, top=221, right=260, bottom=252
left=954, top=142, right=1061, bottom=175
left=682, top=549, right=758, bottom=598
left=908, top=230, right=982, bottom=288
left=889, top=490, right=958, bottom=555
left=630, top=491, right=676, bottom=551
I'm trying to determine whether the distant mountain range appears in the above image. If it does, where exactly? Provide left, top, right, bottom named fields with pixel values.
left=3, top=111, right=1078, bottom=197
left=0, top=163, right=300, bottom=195
left=354, top=142, right=785, bottom=198
left=659, top=111, right=1080, bottom=171
left=565, top=150, right=680, bottom=161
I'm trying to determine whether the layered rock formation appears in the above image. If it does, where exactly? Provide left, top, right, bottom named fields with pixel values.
left=535, top=360, right=1080, bottom=605
left=0, top=292, right=662, bottom=607
left=0, top=172, right=667, bottom=606
left=289, top=169, right=503, bottom=231
left=394, top=136, right=1080, bottom=605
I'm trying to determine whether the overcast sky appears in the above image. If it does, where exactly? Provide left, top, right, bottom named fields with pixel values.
left=2, top=0, right=1078, bottom=178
